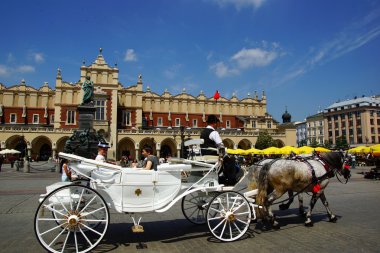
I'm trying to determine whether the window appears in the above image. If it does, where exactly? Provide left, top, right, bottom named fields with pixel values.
left=67, top=110, right=76, bottom=124
left=95, top=100, right=105, bottom=120
left=226, top=120, right=231, bottom=128
left=175, top=118, right=180, bottom=127
left=32, top=114, right=39, bottom=124
left=267, top=121, right=272, bottom=129
left=50, top=114, right=54, bottom=124
left=252, top=120, right=256, bottom=128
left=10, top=113, right=17, bottom=123
left=157, top=117, right=163, bottom=127
left=122, top=111, right=131, bottom=126
left=192, top=119, right=197, bottom=128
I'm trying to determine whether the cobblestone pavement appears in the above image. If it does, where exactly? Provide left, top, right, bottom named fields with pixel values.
left=0, top=163, right=379, bottom=253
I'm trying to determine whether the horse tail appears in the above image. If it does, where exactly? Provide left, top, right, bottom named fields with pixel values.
left=256, top=162, right=271, bottom=207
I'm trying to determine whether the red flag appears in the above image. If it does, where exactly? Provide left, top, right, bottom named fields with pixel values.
left=213, top=90, right=220, bottom=100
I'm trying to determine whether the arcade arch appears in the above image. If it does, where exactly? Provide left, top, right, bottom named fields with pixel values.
left=117, top=137, right=135, bottom=160
left=31, top=136, right=52, bottom=161
left=237, top=139, right=252, bottom=150
left=223, top=138, right=235, bottom=149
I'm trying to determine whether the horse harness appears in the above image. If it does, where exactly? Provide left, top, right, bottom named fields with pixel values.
left=289, top=155, right=335, bottom=193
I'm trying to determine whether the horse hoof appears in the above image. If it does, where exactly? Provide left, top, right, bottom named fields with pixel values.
left=305, top=221, right=313, bottom=227
left=272, top=223, right=280, bottom=230
left=329, top=216, right=337, bottom=223
left=279, top=204, right=288, bottom=210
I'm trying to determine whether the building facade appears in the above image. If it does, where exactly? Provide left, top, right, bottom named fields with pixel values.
left=295, top=121, right=307, bottom=147
left=0, top=50, right=296, bottom=161
left=323, top=96, right=380, bottom=147
left=306, top=112, right=324, bottom=146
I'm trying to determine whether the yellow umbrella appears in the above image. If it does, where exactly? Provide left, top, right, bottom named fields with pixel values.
left=262, top=147, right=281, bottom=155
left=297, top=146, right=314, bottom=154
left=348, top=146, right=372, bottom=153
left=246, top=148, right=264, bottom=155
left=279, top=146, right=299, bottom=155
left=314, top=147, right=331, bottom=153
left=227, top=148, right=239, bottom=155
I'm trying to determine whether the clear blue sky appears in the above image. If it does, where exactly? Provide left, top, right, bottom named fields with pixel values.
left=1, top=0, right=379, bottom=122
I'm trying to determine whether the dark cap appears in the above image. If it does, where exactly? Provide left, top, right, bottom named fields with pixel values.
left=206, top=115, right=219, bottom=123
left=98, top=142, right=110, bottom=148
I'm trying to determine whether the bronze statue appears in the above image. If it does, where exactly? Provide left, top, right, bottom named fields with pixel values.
left=82, top=76, right=94, bottom=105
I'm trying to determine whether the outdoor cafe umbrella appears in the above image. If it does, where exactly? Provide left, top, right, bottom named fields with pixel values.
left=262, top=147, right=281, bottom=155
left=297, top=146, right=314, bottom=154
left=348, top=146, right=372, bottom=154
left=246, top=148, right=264, bottom=155
left=0, top=149, right=21, bottom=155
left=279, top=146, right=299, bottom=155
left=314, top=147, right=331, bottom=153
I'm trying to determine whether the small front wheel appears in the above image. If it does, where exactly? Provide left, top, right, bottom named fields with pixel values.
left=34, top=184, right=109, bottom=253
left=206, top=191, right=251, bottom=242
left=181, top=191, right=214, bottom=225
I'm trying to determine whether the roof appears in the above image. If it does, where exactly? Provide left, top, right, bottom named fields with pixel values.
left=326, top=96, right=380, bottom=110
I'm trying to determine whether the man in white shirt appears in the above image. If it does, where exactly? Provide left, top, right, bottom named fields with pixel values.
left=200, top=115, right=224, bottom=156
left=95, top=142, right=110, bottom=162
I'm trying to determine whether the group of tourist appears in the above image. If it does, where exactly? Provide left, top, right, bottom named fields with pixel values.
left=60, top=114, right=240, bottom=184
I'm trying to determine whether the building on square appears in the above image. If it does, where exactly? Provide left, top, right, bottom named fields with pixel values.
left=323, top=96, right=380, bottom=147
left=0, top=50, right=296, bottom=161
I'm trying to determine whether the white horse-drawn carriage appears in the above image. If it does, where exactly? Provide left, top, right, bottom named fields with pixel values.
left=34, top=140, right=259, bottom=253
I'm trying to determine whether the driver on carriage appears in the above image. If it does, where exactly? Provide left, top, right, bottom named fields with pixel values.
left=96, top=142, right=110, bottom=163
left=201, top=115, right=238, bottom=186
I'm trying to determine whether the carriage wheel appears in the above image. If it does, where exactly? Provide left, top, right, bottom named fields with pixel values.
left=34, top=185, right=109, bottom=253
left=206, top=191, right=251, bottom=242
left=181, top=191, right=214, bottom=225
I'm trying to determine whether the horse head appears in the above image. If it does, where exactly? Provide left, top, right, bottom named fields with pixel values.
left=320, top=152, right=351, bottom=180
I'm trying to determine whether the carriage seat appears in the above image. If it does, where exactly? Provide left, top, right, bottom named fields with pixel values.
left=91, top=169, right=121, bottom=184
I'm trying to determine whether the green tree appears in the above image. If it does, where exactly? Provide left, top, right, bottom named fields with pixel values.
left=335, top=136, right=349, bottom=150
left=309, top=138, right=318, bottom=148
left=255, top=131, right=275, bottom=149
left=323, top=139, right=333, bottom=149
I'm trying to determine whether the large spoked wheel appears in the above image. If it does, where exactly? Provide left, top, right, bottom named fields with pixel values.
left=207, top=191, right=251, bottom=242
left=34, top=184, right=109, bottom=253
left=181, top=191, right=214, bottom=225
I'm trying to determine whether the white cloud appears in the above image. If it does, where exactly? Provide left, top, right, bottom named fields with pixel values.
left=211, top=0, right=267, bottom=10
left=210, top=45, right=280, bottom=78
left=124, top=49, right=137, bottom=61
left=17, top=65, right=35, bottom=73
left=0, top=65, right=9, bottom=76
left=231, top=48, right=278, bottom=69
left=32, top=53, right=45, bottom=63
left=210, top=62, right=239, bottom=78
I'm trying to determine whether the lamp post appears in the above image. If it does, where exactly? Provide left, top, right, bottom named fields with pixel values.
left=180, top=126, right=185, bottom=158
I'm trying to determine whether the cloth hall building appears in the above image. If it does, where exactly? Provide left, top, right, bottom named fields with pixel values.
left=0, top=51, right=296, bottom=161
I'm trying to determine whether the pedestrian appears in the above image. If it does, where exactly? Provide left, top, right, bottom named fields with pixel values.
left=0, top=155, right=4, bottom=172
left=60, top=158, right=71, bottom=182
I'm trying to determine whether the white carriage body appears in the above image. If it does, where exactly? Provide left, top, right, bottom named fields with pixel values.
left=82, top=163, right=191, bottom=213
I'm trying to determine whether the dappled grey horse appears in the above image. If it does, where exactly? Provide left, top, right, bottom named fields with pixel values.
left=248, top=152, right=350, bottom=227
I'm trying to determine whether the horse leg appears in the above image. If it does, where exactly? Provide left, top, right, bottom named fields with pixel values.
left=305, top=193, right=319, bottom=227
left=279, top=190, right=294, bottom=210
left=319, top=192, right=337, bottom=222
left=266, top=189, right=285, bottom=229
left=298, top=193, right=306, bottom=216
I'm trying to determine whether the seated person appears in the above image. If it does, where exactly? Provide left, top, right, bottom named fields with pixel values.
left=141, top=146, right=158, bottom=171
left=95, top=142, right=110, bottom=162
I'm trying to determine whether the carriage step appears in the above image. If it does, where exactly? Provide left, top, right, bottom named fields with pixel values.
left=132, top=225, right=144, bottom=233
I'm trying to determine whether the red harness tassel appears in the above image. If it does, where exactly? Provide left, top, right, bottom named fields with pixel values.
left=313, top=183, right=321, bottom=193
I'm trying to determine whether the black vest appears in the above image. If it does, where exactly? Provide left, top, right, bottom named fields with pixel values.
left=200, top=128, right=218, bottom=155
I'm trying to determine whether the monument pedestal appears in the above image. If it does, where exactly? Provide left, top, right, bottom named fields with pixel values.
left=64, top=105, right=106, bottom=159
